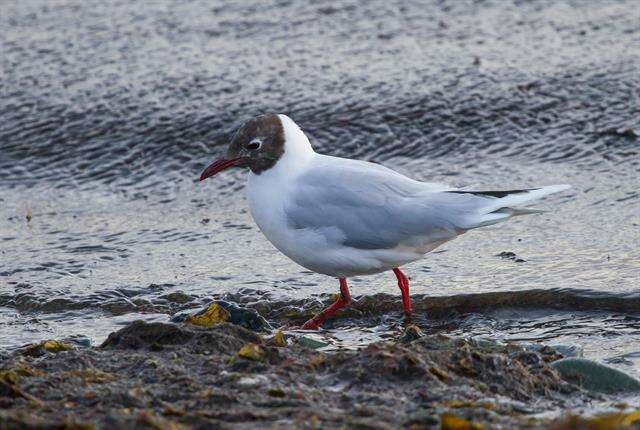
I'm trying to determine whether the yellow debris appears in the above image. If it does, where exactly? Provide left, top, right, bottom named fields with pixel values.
left=429, top=366, right=449, bottom=381
left=23, top=340, right=74, bottom=356
left=0, top=370, right=18, bottom=385
left=441, top=413, right=484, bottom=430
left=12, top=363, right=42, bottom=377
left=269, top=330, right=287, bottom=347
left=186, top=303, right=230, bottom=327
left=42, top=340, right=73, bottom=353
left=137, top=410, right=188, bottom=430
left=308, top=354, right=326, bottom=368
left=237, top=343, right=263, bottom=361
left=67, top=369, right=116, bottom=384
left=442, top=400, right=494, bottom=410
left=60, top=419, right=95, bottom=430
left=563, top=410, right=640, bottom=430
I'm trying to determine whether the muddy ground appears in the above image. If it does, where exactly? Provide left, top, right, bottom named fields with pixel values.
left=2, top=302, right=640, bottom=430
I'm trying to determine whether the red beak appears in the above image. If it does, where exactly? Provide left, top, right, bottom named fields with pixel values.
left=199, top=157, right=242, bottom=181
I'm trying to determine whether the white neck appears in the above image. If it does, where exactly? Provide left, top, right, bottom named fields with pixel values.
left=277, top=114, right=315, bottom=164
left=248, top=114, right=315, bottom=186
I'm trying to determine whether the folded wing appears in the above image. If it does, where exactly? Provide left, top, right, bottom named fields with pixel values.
left=284, top=155, right=570, bottom=251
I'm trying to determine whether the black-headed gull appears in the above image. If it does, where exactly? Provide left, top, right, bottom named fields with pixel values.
left=200, top=114, right=570, bottom=329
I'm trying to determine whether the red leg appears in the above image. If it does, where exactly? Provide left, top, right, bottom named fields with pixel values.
left=300, top=278, right=351, bottom=330
left=393, top=268, right=412, bottom=317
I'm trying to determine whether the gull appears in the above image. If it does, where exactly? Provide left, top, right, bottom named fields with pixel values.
left=200, top=114, right=570, bottom=329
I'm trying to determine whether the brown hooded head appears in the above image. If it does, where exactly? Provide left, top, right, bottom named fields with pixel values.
left=226, top=114, right=285, bottom=174
left=199, top=114, right=285, bottom=180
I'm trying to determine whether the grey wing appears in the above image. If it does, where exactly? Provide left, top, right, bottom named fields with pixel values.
left=284, top=156, right=460, bottom=250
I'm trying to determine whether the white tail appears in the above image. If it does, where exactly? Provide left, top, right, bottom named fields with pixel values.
left=456, top=184, right=572, bottom=229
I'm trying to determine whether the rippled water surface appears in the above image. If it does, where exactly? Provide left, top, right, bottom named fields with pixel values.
left=1, top=0, right=639, bottom=377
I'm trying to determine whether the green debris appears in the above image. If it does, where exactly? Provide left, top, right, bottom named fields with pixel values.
left=297, top=336, right=329, bottom=349
left=186, top=303, right=230, bottom=327
left=551, top=358, right=640, bottom=393
left=237, top=343, right=263, bottom=361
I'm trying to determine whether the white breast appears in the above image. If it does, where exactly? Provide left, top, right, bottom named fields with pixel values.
left=246, top=114, right=319, bottom=269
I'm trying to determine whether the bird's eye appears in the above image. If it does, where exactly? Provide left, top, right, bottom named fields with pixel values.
left=247, top=139, right=262, bottom=150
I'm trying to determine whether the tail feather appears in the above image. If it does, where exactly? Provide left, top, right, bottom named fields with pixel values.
left=452, top=184, right=571, bottom=229
left=493, top=207, right=546, bottom=216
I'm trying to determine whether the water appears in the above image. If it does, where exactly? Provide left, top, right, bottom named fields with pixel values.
left=1, top=0, right=639, bottom=377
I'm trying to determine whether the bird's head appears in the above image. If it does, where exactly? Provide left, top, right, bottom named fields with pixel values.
left=199, top=113, right=286, bottom=181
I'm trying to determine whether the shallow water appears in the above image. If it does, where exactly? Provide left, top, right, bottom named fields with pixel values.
left=1, top=0, right=639, bottom=378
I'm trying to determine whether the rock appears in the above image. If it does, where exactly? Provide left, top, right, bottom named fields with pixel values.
left=217, top=300, right=272, bottom=332
left=101, top=320, right=262, bottom=355
left=237, top=374, right=269, bottom=387
left=496, top=251, right=526, bottom=263
left=176, top=301, right=271, bottom=332
left=551, top=358, right=640, bottom=393
left=159, top=291, right=195, bottom=304
left=64, top=335, right=92, bottom=348
left=549, top=344, right=584, bottom=358
left=101, top=321, right=193, bottom=349
left=522, top=343, right=583, bottom=359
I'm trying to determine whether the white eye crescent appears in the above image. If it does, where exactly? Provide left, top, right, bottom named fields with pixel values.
left=247, top=139, right=262, bottom=150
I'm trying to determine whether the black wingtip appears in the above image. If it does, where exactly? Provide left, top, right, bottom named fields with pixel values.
left=447, top=188, right=540, bottom=198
